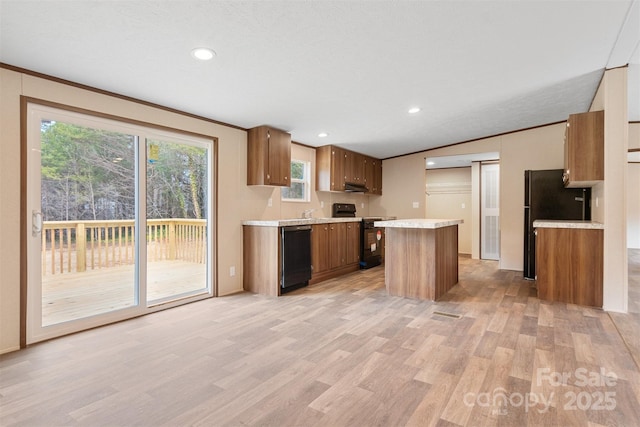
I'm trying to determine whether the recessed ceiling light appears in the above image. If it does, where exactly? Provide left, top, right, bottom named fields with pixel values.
left=191, top=47, right=216, bottom=61
left=408, top=107, right=421, bottom=114
left=318, top=132, right=328, bottom=138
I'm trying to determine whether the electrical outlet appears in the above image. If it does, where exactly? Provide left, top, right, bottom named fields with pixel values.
left=230, top=266, right=236, bottom=277
left=461, top=203, right=465, bottom=209
left=412, top=201, right=419, bottom=208
left=320, top=201, right=324, bottom=208
left=268, top=197, right=272, bottom=207
left=361, top=202, right=365, bottom=208
left=595, top=197, right=599, bottom=208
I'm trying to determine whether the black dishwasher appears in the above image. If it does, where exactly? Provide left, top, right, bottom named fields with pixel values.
left=280, top=225, right=312, bottom=293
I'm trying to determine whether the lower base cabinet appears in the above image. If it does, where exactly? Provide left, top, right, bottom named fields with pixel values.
left=311, top=224, right=330, bottom=274
left=243, top=221, right=362, bottom=296
left=310, top=221, right=360, bottom=285
left=243, top=226, right=280, bottom=296
left=535, top=227, right=603, bottom=307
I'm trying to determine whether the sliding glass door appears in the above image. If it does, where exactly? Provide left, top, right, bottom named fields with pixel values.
left=26, top=103, right=214, bottom=344
left=145, top=139, right=209, bottom=305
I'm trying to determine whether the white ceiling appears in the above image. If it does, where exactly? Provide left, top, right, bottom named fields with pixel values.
left=1, top=0, right=638, bottom=159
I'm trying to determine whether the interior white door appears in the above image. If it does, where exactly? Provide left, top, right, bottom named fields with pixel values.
left=481, top=163, right=500, bottom=260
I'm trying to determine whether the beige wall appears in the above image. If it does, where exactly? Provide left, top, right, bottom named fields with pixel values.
left=591, top=68, right=628, bottom=313
left=0, top=69, right=22, bottom=353
left=425, top=168, right=472, bottom=254
left=373, top=125, right=566, bottom=271
left=0, top=68, right=375, bottom=354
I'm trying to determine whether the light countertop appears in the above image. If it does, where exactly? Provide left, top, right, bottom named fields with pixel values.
left=242, top=217, right=363, bottom=227
left=374, top=218, right=463, bottom=229
left=533, top=220, right=604, bottom=230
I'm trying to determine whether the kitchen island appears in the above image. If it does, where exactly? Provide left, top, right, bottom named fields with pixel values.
left=374, top=219, right=463, bottom=301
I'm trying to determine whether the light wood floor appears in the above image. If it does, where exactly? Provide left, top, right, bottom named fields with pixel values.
left=1, top=255, right=639, bottom=426
left=609, top=249, right=640, bottom=370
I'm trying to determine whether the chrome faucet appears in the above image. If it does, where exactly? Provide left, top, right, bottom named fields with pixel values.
left=301, top=209, right=315, bottom=219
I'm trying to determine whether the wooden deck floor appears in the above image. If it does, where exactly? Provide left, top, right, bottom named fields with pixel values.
left=42, top=260, right=206, bottom=326
left=1, top=253, right=638, bottom=426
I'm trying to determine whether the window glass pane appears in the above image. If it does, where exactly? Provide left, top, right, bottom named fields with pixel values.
left=39, top=120, right=136, bottom=326
left=282, top=182, right=305, bottom=200
left=291, top=161, right=304, bottom=180
left=146, top=139, right=209, bottom=304
left=282, top=159, right=309, bottom=201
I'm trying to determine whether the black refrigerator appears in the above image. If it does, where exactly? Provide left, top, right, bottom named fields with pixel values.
left=523, top=169, right=590, bottom=280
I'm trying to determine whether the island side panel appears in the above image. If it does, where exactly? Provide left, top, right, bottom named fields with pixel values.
left=385, top=227, right=436, bottom=300
left=536, top=227, right=603, bottom=307
left=434, top=225, right=459, bottom=299
left=243, top=226, right=280, bottom=296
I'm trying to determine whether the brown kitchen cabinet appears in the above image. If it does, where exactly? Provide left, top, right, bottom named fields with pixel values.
left=247, top=125, right=291, bottom=186
left=535, top=226, right=603, bottom=307
left=316, top=145, right=346, bottom=191
left=375, top=160, right=383, bottom=194
left=563, top=110, right=604, bottom=188
left=364, top=157, right=383, bottom=195
left=346, top=222, right=361, bottom=265
left=316, top=145, right=382, bottom=194
left=364, top=157, right=375, bottom=193
left=345, top=151, right=365, bottom=184
left=329, top=222, right=347, bottom=269
left=311, top=223, right=330, bottom=274
left=309, top=220, right=361, bottom=284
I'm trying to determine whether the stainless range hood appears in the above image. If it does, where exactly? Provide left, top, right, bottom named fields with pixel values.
left=344, top=182, right=369, bottom=193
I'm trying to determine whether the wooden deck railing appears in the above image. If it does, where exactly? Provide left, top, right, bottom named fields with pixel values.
left=42, top=218, right=207, bottom=275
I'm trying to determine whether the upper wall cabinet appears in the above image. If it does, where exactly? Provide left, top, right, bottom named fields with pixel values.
left=563, top=110, right=604, bottom=188
left=316, top=145, right=346, bottom=191
left=364, top=157, right=383, bottom=195
left=247, top=126, right=291, bottom=186
left=316, top=145, right=382, bottom=195
left=345, top=151, right=365, bottom=184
